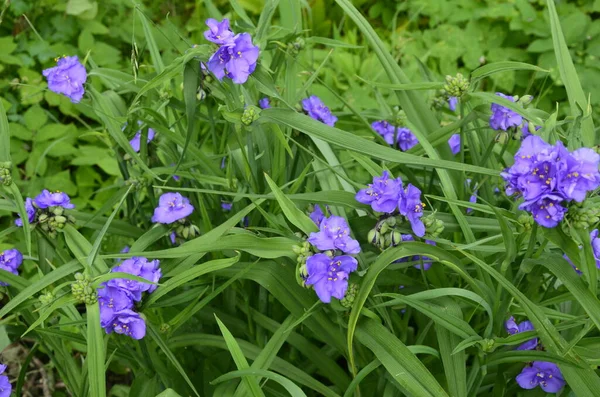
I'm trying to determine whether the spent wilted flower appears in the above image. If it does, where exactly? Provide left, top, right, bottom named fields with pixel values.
left=448, top=134, right=461, bottom=155
left=305, top=253, right=358, bottom=303
left=0, top=248, right=23, bottom=286
left=489, top=93, right=523, bottom=131
left=308, top=215, right=361, bottom=254
left=204, top=18, right=235, bottom=45
left=128, top=121, right=156, bottom=152
left=43, top=56, right=87, bottom=103
left=399, top=184, right=426, bottom=237
left=152, top=193, right=194, bottom=224
left=302, top=96, right=337, bottom=127
left=104, top=309, right=146, bottom=340
left=15, top=197, right=35, bottom=227
left=355, top=171, right=403, bottom=213
left=207, top=33, right=259, bottom=84
left=516, top=361, right=565, bottom=393
left=107, top=257, right=162, bottom=301
left=505, top=316, right=538, bottom=350
left=259, top=97, right=271, bottom=109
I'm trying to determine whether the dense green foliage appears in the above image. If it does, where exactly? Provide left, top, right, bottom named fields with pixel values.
left=1, top=1, right=600, bottom=396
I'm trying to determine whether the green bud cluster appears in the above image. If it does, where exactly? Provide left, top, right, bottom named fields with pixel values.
left=293, top=241, right=312, bottom=287
left=340, top=283, right=358, bottom=309
left=517, top=214, right=534, bottom=233
left=160, top=323, right=171, bottom=334
left=443, top=73, right=470, bottom=98
left=423, top=214, right=445, bottom=237
left=174, top=223, right=201, bottom=240
left=287, top=37, right=305, bottom=56
left=125, top=177, right=148, bottom=191
left=38, top=206, right=75, bottom=238
left=368, top=216, right=400, bottom=250
left=431, top=93, right=448, bottom=110
left=71, top=273, right=97, bottom=305
left=241, top=106, right=260, bottom=126
left=39, top=291, right=54, bottom=306
left=568, top=201, right=600, bottom=230
left=479, top=338, right=496, bottom=353
left=0, top=161, right=12, bottom=186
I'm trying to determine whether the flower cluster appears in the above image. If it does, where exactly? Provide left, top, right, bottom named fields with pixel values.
left=43, top=56, right=87, bottom=103
left=501, top=135, right=600, bottom=227
left=98, top=257, right=162, bottom=340
left=205, top=19, right=259, bottom=84
left=302, top=96, right=337, bottom=127
left=302, top=207, right=361, bottom=303
left=372, top=120, right=418, bottom=151
left=0, top=249, right=23, bottom=287
left=489, top=93, right=523, bottom=131
left=15, top=190, right=76, bottom=237
left=505, top=316, right=538, bottom=350
left=356, top=171, right=426, bottom=237
left=0, top=363, right=10, bottom=397
left=516, top=361, right=564, bottom=393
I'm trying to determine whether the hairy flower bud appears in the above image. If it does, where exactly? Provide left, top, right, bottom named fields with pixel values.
left=39, top=291, right=54, bottom=305
left=0, top=162, right=12, bottom=186
left=568, top=201, right=600, bottom=230
left=443, top=73, right=470, bottom=98
left=241, top=106, right=260, bottom=126
left=71, top=273, right=97, bottom=304
left=340, top=283, right=358, bottom=309
left=517, top=214, right=534, bottom=233
left=423, top=214, right=445, bottom=237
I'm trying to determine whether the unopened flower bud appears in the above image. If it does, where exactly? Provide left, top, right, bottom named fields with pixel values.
left=518, top=95, right=534, bottom=106
left=443, top=73, right=470, bottom=98
left=39, top=291, right=54, bottom=305
left=391, top=231, right=403, bottom=247
left=0, top=162, right=12, bottom=186
left=568, top=201, right=600, bottom=230
left=241, top=106, right=260, bottom=126
left=160, top=323, right=171, bottom=333
left=71, top=273, right=97, bottom=304
left=340, top=283, right=359, bottom=309
left=517, top=214, right=534, bottom=233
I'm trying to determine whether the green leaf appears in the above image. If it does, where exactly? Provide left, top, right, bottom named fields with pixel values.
left=0, top=99, right=11, bottom=161
left=264, top=173, right=317, bottom=235
left=213, top=369, right=306, bottom=397
left=137, top=7, right=165, bottom=74
left=470, top=61, right=548, bottom=83
left=63, top=224, right=109, bottom=275
left=86, top=302, right=106, bottom=397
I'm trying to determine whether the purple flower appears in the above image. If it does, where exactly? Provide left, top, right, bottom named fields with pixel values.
left=121, top=246, right=130, bottom=254
left=302, top=96, right=338, bottom=127
left=466, top=179, right=477, bottom=214
left=448, top=96, right=458, bottom=112
left=396, top=128, right=419, bottom=151
left=98, top=285, right=134, bottom=328
left=170, top=232, right=177, bottom=245
left=259, top=98, right=271, bottom=109
left=505, top=316, right=538, bottom=350
left=107, top=257, right=162, bottom=301
left=43, top=56, right=87, bottom=103
left=310, top=204, right=326, bottom=226
left=528, top=196, right=567, bottom=228
left=151, top=193, right=194, bottom=224
left=204, top=18, right=234, bottom=45
left=516, top=361, right=565, bottom=393
left=15, top=197, right=35, bottom=227
left=355, top=171, right=403, bottom=213
left=448, top=134, right=460, bottom=155
left=129, top=122, right=156, bottom=152
left=489, top=93, right=522, bottom=131
left=34, top=190, right=75, bottom=209
left=372, top=120, right=395, bottom=145
left=0, top=249, right=23, bottom=286
left=207, top=33, right=259, bottom=84
left=308, top=215, right=361, bottom=254
left=104, top=309, right=146, bottom=340
left=398, top=184, right=426, bottom=237
left=221, top=202, right=233, bottom=211
left=305, top=253, right=358, bottom=303
left=0, top=364, right=10, bottom=397
left=564, top=229, right=600, bottom=274
left=558, top=147, right=600, bottom=202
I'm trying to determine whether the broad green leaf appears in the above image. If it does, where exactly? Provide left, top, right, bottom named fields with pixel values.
left=264, top=173, right=317, bottom=235
left=86, top=302, right=106, bottom=397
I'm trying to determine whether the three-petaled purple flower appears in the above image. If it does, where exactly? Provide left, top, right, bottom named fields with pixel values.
left=448, top=96, right=458, bottom=112
left=151, top=193, right=194, bottom=224
left=107, top=257, right=162, bottom=301
left=34, top=190, right=75, bottom=209
left=259, top=98, right=271, bottom=109
left=206, top=32, right=259, bottom=84
left=489, top=92, right=523, bottom=131
left=308, top=215, right=361, bottom=254
left=399, top=184, right=426, bottom=237
left=355, top=171, right=403, bottom=213
left=43, top=56, right=87, bottom=103
left=448, top=134, right=461, bottom=155
left=15, top=197, right=35, bottom=227
left=505, top=316, right=538, bottom=350
left=371, top=121, right=418, bottom=151
left=128, top=121, right=156, bottom=152
left=0, top=363, right=10, bottom=397
left=516, top=361, right=565, bottom=393
left=0, top=249, right=23, bottom=286
left=204, top=18, right=234, bottom=45
left=501, top=135, right=600, bottom=228
left=302, top=96, right=338, bottom=127
left=103, top=309, right=146, bottom=340
left=98, top=285, right=134, bottom=328
left=309, top=204, right=326, bottom=226
left=305, top=253, right=358, bottom=303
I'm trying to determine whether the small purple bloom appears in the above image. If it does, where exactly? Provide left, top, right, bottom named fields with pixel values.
left=355, top=171, right=403, bottom=213
left=259, top=98, right=271, bottom=109
left=505, top=316, right=538, bottom=350
left=448, top=96, right=458, bottom=112
left=107, top=257, right=162, bottom=301
left=372, top=120, right=395, bottom=145
left=310, top=204, right=326, bottom=226
left=308, top=215, right=361, bottom=254
left=43, top=55, right=87, bottom=103
left=221, top=202, right=233, bottom=211
left=204, top=18, right=234, bottom=45
left=516, top=361, right=565, bottom=393
left=465, top=179, right=477, bottom=214
left=527, top=196, right=567, bottom=228
left=558, top=147, right=600, bottom=202
left=0, top=364, right=10, bottom=397
left=396, top=127, right=419, bottom=151
left=207, top=33, right=260, bottom=84
left=305, top=253, right=358, bottom=303
left=129, top=122, right=156, bottom=152
left=104, top=309, right=146, bottom=340
left=170, top=232, right=177, bottom=245
left=564, top=229, right=600, bottom=274
left=448, top=134, right=461, bottom=155
left=15, top=197, right=35, bottom=227
left=0, top=249, right=23, bottom=286
left=98, top=285, right=134, bottom=328
left=151, top=193, right=194, bottom=224
left=34, top=190, right=75, bottom=209
left=121, top=246, right=130, bottom=254
left=302, top=96, right=338, bottom=127
left=489, top=93, right=523, bottom=131
left=398, top=184, right=426, bottom=237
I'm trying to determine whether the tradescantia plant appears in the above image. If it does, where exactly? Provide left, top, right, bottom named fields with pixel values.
left=2, top=0, right=600, bottom=396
